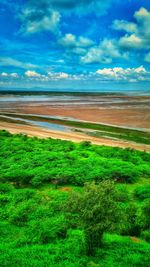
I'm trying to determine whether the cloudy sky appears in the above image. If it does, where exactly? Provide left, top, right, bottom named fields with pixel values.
left=0, top=0, right=150, bottom=90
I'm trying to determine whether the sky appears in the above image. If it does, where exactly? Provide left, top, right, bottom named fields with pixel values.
left=0, top=0, right=150, bottom=91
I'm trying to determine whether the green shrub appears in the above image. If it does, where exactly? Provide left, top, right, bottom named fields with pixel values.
left=25, top=215, right=67, bottom=244
left=8, top=200, right=37, bottom=226
left=141, top=230, right=150, bottom=242
left=0, top=183, right=14, bottom=193
left=136, top=198, right=150, bottom=231
left=134, top=185, right=150, bottom=200
left=96, top=234, right=150, bottom=267
left=116, top=185, right=129, bottom=202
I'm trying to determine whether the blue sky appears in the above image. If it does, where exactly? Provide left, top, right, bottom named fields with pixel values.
left=0, top=0, right=150, bottom=90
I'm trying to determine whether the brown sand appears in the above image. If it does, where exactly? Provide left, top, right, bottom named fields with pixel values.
left=0, top=94, right=150, bottom=151
left=0, top=94, right=150, bottom=130
left=1, top=97, right=149, bottom=130
left=0, top=122, right=150, bottom=152
left=22, top=106, right=150, bottom=130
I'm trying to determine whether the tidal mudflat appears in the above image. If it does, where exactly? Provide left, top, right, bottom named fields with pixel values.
left=0, top=91, right=150, bottom=151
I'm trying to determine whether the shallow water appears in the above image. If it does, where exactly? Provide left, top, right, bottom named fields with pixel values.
left=0, top=93, right=150, bottom=109
left=0, top=114, right=71, bottom=132
left=28, top=119, right=71, bottom=132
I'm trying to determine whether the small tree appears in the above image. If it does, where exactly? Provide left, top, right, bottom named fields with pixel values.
left=65, top=180, right=122, bottom=255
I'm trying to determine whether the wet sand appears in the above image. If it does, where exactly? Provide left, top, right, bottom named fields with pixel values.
left=0, top=94, right=149, bottom=130
left=0, top=93, right=150, bottom=151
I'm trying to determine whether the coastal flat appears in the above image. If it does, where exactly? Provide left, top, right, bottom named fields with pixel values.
left=0, top=93, right=150, bottom=151
left=0, top=94, right=149, bottom=130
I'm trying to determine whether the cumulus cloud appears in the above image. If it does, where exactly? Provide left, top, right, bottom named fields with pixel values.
left=25, top=70, right=41, bottom=77
left=80, top=39, right=128, bottom=64
left=20, top=1, right=61, bottom=34
left=59, top=33, right=94, bottom=50
left=1, top=72, right=8, bottom=77
left=48, top=71, right=69, bottom=79
left=1, top=66, right=150, bottom=84
left=0, top=72, right=19, bottom=78
left=96, top=66, right=150, bottom=82
left=19, top=0, right=113, bottom=35
left=81, top=7, right=150, bottom=65
left=112, top=20, right=137, bottom=33
left=82, top=7, right=150, bottom=66
left=114, top=7, right=150, bottom=50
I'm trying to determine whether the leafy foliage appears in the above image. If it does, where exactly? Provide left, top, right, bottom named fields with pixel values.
left=0, top=130, right=149, bottom=186
left=0, top=131, right=150, bottom=266
left=65, top=181, right=123, bottom=254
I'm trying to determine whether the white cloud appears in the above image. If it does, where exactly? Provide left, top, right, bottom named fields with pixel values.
left=119, top=34, right=144, bottom=49
left=59, top=33, right=76, bottom=47
left=115, top=7, right=150, bottom=50
left=0, top=72, right=19, bottom=78
left=78, top=36, right=94, bottom=47
left=20, top=4, right=60, bottom=34
left=25, top=70, right=41, bottom=77
left=59, top=33, right=94, bottom=49
left=80, top=7, right=150, bottom=65
left=1, top=66, right=150, bottom=84
left=48, top=71, right=69, bottom=79
left=1, top=72, right=8, bottom=77
left=112, top=20, right=137, bottom=33
left=81, top=39, right=128, bottom=64
left=72, top=47, right=86, bottom=55
left=96, top=66, right=150, bottom=81
left=19, top=0, right=114, bottom=36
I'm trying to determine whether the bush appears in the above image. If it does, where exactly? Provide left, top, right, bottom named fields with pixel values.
left=141, top=230, right=150, bottom=242
left=8, top=200, right=37, bottom=226
left=136, top=198, right=150, bottom=231
left=116, top=185, right=129, bottom=202
left=65, top=181, right=123, bottom=255
left=108, top=161, right=139, bottom=183
left=96, top=234, right=150, bottom=267
left=134, top=185, right=150, bottom=200
left=25, top=215, right=67, bottom=244
left=0, top=183, right=14, bottom=193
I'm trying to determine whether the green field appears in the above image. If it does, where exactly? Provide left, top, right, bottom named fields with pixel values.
left=0, top=130, right=150, bottom=266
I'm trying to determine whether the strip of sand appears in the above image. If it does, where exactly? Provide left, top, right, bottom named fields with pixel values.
left=1, top=122, right=150, bottom=152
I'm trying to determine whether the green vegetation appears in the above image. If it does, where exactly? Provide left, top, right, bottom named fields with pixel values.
left=1, top=112, right=150, bottom=144
left=0, top=130, right=150, bottom=266
left=1, top=129, right=150, bottom=186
